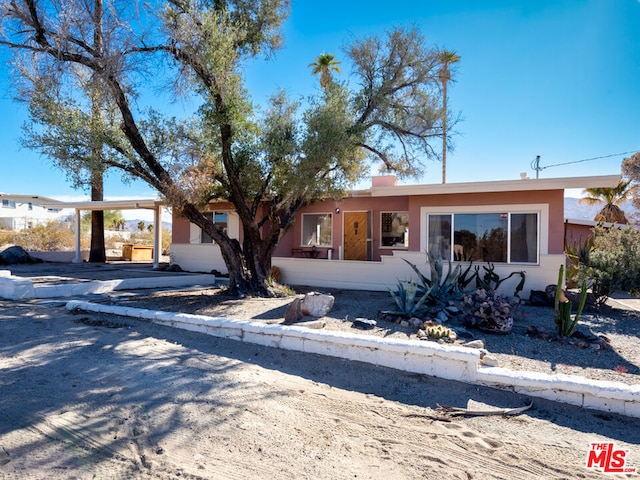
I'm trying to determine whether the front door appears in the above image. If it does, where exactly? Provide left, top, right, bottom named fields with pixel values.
left=343, top=211, right=368, bottom=261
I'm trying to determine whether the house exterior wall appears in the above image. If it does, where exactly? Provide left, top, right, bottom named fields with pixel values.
left=169, top=186, right=567, bottom=296
left=0, top=195, right=64, bottom=230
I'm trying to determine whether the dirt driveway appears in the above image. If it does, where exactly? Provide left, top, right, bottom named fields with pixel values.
left=1, top=296, right=639, bottom=480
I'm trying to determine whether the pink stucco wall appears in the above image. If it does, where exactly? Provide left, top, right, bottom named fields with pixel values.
left=172, top=188, right=566, bottom=259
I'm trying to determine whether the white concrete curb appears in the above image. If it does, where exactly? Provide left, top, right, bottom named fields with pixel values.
left=0, top=274, right=216, bottom=300
left=66, top=300, right=640, bottom=419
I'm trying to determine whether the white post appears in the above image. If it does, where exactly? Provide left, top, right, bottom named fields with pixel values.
left=73, top=209, right=82, bottom=263
left=153, top=205, right=161, bottom=269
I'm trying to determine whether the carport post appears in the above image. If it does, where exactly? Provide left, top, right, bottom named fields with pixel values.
left=73, top=208, right=82, bottom=263
left=153, top=205, right=161, bottom=269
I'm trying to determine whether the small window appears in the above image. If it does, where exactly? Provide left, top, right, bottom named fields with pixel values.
left=381, top=212, right=409, bottom=247
left=302, top=214, right=332, bottom=246
left=28, top=202, right=33, bottom=210
left=201, top=211, right=228, bottom=244
left=1, top=199, right=16, bottom=209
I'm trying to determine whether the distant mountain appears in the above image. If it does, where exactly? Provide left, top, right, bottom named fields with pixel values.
left=126, top=219, right=172, bottom=232
left=564, top=197, right=638, bottom=223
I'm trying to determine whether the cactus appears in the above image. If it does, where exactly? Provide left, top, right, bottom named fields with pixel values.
left=423, top=324, right=452, bottom=339
left=554, top=264, right=588, bottom=337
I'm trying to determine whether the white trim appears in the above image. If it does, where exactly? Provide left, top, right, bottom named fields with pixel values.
left=371, top=175, right=620, bottom=197
left=420, top=204, right=548, bottom=263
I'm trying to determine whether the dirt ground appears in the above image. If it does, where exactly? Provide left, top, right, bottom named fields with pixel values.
left=2, top=262, right=640, bottom=479
left=1, top=293, right=640, bottom=479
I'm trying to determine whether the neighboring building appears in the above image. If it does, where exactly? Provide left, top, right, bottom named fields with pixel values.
left=170, top=174, right=620, bottom=296
left=0, top=193, right=64, bottom=230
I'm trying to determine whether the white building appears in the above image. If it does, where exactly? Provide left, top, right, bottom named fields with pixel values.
left=0, top=193, right=64, bottom=230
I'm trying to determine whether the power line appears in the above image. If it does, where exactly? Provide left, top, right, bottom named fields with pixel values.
left=540, top=150, right=640, bottom=171
left=530, top=150, right=640, bottom=178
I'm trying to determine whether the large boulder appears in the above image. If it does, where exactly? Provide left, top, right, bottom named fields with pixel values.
left=283, top=298, right=303, bottom=324
left=0, top=245, right=42, bottom=265
left=301, top=292, right=335, bottom=317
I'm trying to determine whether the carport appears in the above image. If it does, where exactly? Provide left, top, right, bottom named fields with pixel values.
left=42, top=199, right=165, bottom=269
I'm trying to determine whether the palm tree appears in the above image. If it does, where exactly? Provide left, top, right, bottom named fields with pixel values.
left=308, top=53, right=341, bottom=89
left=438, top=49, right=460, bottom=184
left=580, top=180, right=635, bottom=224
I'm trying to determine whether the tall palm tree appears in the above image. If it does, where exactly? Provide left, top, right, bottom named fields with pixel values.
left=580, top=180, right=635, bottom=224
left=308, top=53, right=341, bottom=89
left=438, top=49, right=460, bottom=184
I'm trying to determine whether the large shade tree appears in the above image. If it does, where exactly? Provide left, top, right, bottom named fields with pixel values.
left=0, top=1, right=450, bottom=296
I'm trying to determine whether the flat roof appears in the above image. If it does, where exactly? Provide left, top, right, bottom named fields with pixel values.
left=362, top=174, right=622, bottom=197
left=0, top=193, right=62, bottom=203
left=40, top=199, right=164, bottom=211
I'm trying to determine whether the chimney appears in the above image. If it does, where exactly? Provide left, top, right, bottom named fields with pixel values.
left=372, top=175, right=398, bottom=188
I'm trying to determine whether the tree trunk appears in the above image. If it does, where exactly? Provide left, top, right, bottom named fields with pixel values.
left=88, top=170, right=106, bottom=263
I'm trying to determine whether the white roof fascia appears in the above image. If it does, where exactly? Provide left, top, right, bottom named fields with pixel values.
left=40, top=199, right=164, bottom=211
left=0, top=193, right=62, bottom=203
left=370, top=175, right=622, bottom=197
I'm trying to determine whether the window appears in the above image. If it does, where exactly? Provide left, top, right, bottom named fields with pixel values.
left=1, top=199, right=16, bottom=209
left=28, top=202, right=33, bottom=210
left=201, top=211, right=228, bottom=244
left=381, top=212, right=409, bottom=247
left=427, top=212, right=538, bottom=264
left=302, top=214, right=332, bottom=246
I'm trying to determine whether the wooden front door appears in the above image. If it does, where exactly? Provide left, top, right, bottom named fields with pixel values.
left=343, top=211, right=368, bottom=261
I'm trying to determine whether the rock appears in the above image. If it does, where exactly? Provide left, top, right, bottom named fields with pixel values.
left=283, top=298, right=303, bottom=324
left=166, top=263, right=183, bottom=272
left=463, top=339, right=485, bottom=349
left=301, top=292, right=334, bottom=317
left=529, top=289, right=550, bottom=306
left=409, top=317, right=423, bottom=327
left=436, top=311, right=449, bottom=323
left=445, top=306, right=460, bottom=315
left=545, top=284, right=557, bottom=303
left=352, top=318, right=376, bottom=330
left=417, top=329, right=427, bottom=339
left=0, top=245, right=42, bottom=265
left=481, top=355, right=499, bottom=367
left=400, top=320, right=409, bottom=327
left=295, top=320, right=326, bottom=329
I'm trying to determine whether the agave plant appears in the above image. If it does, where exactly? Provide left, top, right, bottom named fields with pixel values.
left=402, top=251, right=462, bottom=306
left=385, top=280, right=431, bottom=317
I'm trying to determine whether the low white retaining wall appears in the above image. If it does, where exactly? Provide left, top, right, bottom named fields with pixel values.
left=0, top=273, right=217, bottom=300
left=66, top=300, right=640, bottom=419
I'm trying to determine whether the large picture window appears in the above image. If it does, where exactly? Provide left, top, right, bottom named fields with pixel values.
left=381, top=212, right=409, bottom=247
left=427, top=212, right=538, bottom=264
left=201, top=212, right=228, bottom=244
left=302, top=213, right=332, bottom=246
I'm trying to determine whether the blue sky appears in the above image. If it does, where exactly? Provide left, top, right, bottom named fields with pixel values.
left=0, top=0, right=638, bottom=209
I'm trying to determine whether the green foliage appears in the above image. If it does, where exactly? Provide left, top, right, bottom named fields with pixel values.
left=570, top=225, right=640, bottom=305
left=474, top=263, right=526, bottom=298
left=554, top=265, right=588, bottom=338
left=0, top=221, right=75, bottom=251
left=81, top=210, right=126, bottom=232
left=403, top=251, right=461, bottom=306
left=386, top=280, right=431, bottom=317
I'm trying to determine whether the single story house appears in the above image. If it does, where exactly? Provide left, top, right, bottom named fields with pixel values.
left=170, top=174, right=621, bottom=297
left=0, top=193, right=64, bottom=230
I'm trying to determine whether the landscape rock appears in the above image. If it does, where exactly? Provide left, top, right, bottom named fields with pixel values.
left=283, top=298, right=303, bottom=324
left=481, top=355, right=499, bottom=367
left=352, top=318, right=377, bottom=330
left=301, top=292, right=334, bottom=317
left=463, top=339, right=485, bottom=349
left=0, top=245, right=42, bottom=265
left=529, top=289, right=551, bottom=306
left=436, top=311, right=449, bottom=323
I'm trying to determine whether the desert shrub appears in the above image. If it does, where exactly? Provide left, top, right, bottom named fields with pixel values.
left=0, top=221, right=75, bottom=251
left=575, top=225, right=640, bottom=301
